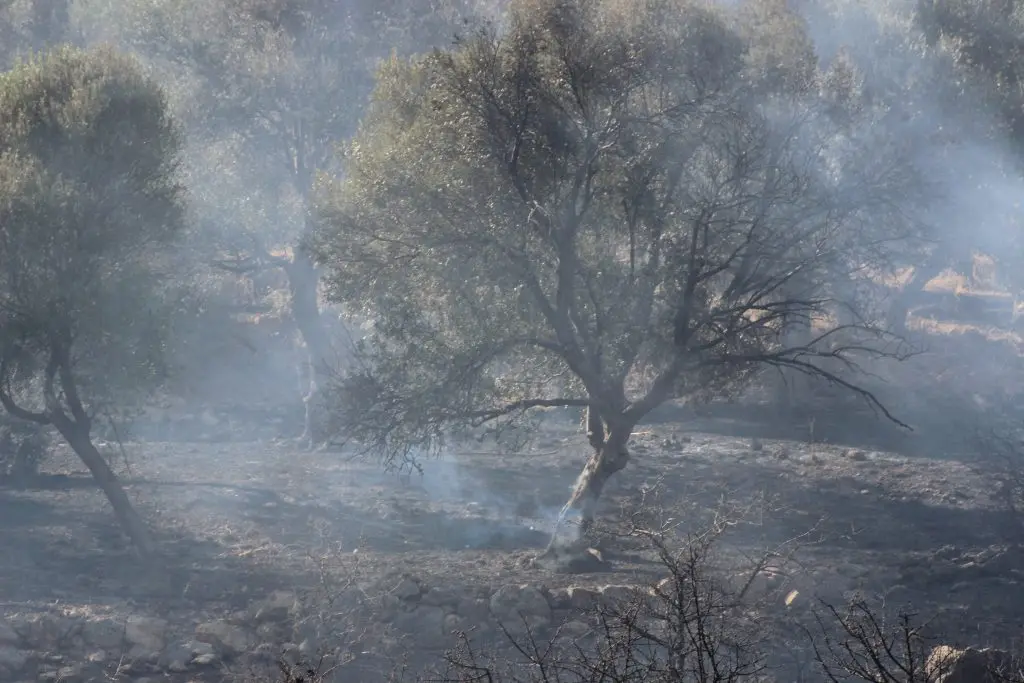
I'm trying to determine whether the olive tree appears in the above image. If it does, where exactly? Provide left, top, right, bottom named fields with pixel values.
left=313, top=0, right=920, bottom=561
left=80, top=0, right=500, bottom=447
left=0, top=45, right=187, bottom=557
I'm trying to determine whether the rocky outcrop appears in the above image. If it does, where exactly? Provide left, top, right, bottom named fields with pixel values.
left=0, top=578, right=668, bottom=681
left=926, top=645, right=1017, bottom=683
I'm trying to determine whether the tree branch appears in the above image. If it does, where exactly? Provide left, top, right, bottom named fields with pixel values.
left=464, top=397, right=590, bottom=426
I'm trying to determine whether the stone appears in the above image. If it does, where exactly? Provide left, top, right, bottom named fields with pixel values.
left=55, top=664, right=83, bottom=682
left=599, top=585, right=639, bottom=604
left=393, top=577, right=422, bottom=602
left=80, top=619, right=124, bottom=650
left=192, top=652, right=218, bottom=667
left=557, top=620, right=592, bottom=640
left=195, top=620, right=252, bottom=657
left=566, top=586, right=599, bottom=610
left=0, top=620, right=19, bottom=646
left=926, top=646, right=1016, bottom=683
left=421, top=587, right=460, bottom=609
left=457, top=597, right=490, bottom=624
left=159, top=643, right=194, bottom=672
left=0, top=646, right=29, bottom=673
left=393, top=606, right=448, bottom=649
left=124, top=616, right=168, bottom=653
left=252, top=590, right=297, bottom=623
left=489, top=584, right=552, bottom=622
left=85, top=651, right=107, bottom=664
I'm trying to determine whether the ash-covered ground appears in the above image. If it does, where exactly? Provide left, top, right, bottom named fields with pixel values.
left=1, top=399, right=1021, bottom=681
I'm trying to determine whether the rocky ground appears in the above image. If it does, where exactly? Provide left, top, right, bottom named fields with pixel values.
left=2, top=396, right=1024, bottom=682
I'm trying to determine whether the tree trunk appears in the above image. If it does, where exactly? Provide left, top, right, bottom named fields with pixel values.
left=285, top=245, right=333, bottom=449
left=58, top=421, right=156, bottom=559
left=543, top=429, right=631, bottom=557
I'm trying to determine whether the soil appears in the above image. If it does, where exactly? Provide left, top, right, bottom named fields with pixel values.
left=2, top=397, right=1022, bottom=681
left=4, top=309, right=1024, bottom=681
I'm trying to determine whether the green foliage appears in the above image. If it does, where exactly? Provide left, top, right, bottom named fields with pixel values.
left=0, top=45, right=186, bottom=418
left=314, top=0, right=922, bottom=465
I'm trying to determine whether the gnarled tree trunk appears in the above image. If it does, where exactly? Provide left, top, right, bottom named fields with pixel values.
left=285, top=244, right=333, bottom=449
left=543, top=421, right=632, bottom=559
left=55, top=416, right=156, bottom=558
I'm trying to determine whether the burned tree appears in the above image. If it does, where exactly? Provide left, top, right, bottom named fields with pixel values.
left=0, top=46, right=186, bottom=557
left=314, top=0, right=921, bottom=563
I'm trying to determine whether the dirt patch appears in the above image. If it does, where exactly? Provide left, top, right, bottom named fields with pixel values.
left=1, top=405, right=1022, bottom=681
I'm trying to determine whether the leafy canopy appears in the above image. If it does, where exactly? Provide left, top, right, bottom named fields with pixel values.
left=314, top=0, right=919, bottom=463
left=0, top=45, right=186, bottom=418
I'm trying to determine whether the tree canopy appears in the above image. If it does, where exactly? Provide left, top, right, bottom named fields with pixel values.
left=0, top=44, right=187, bottom=555
left=313, top=0, right=924, bottom=557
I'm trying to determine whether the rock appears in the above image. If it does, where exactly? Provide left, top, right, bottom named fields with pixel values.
left=80, top=619, right=125, bottom=650
left=750, top=438, right=764, bottom=451
left=252, top=590, right=297, bottom=623
left=599, top=585, right=639, bottom=604
left=10, top=614, right=67, bottom=649
left=421, top=587, right=460, bottom=609
left=566, top=586, right=600, bottom=609
left=85, top=651, right=107, bottom=664
left=844, top=449, right=868, bottom=461
left=55, top=664, right=83, bottom=682
left=124, top=616, right=168, bottom=653
left=159, top=643, right=193, bottom=672
left=0, top=621, right=19, bottom=646
left=192, top=652, right=218, bottom=667
left=393, top=577, right=422, bottom=602
left=557, top=620, right=592, bottom=640
left=456, top=597, right=490, bottom=624
left=393, top=606, right=448, bottom=649
left=926, top=645, right=1016, bottom=683
left=0, top=646, right=29, bottom=673
left=490, top=584, right=552, bottom=623
left=195, top=620, right=252, bottom=657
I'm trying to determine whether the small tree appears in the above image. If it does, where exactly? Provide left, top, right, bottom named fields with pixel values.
left=313, top=0, right=920, bottom=561
left=0, top=45, right=187, bottom=557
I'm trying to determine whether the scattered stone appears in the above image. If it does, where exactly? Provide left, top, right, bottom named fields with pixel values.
left=0, top=621, right=19, bottom=646
left=0, top=646, right=29, bottom=673
left=926, top=645, right=1016, bottom=683
left=393, top=606, right=448, bottom=649
left=192, top=652, right=218, bottom=667
left=565, top=586, right=599, bottom=610
left=490, top=584, right=552, bottom=623
left=598, top=585, right=642, bottom=608
left=124, top=616, right=168, bottom=653
left=252, top=590, right=297, bottom=623
left=195, top=620, right=252, bottom=657
left=80, top=619, right=124, bottom=650
left=393, top=576, right=422, bottom=602
left=557, top=620, right=592, bottom=640
left=421, top=587, right=460, bottom=609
